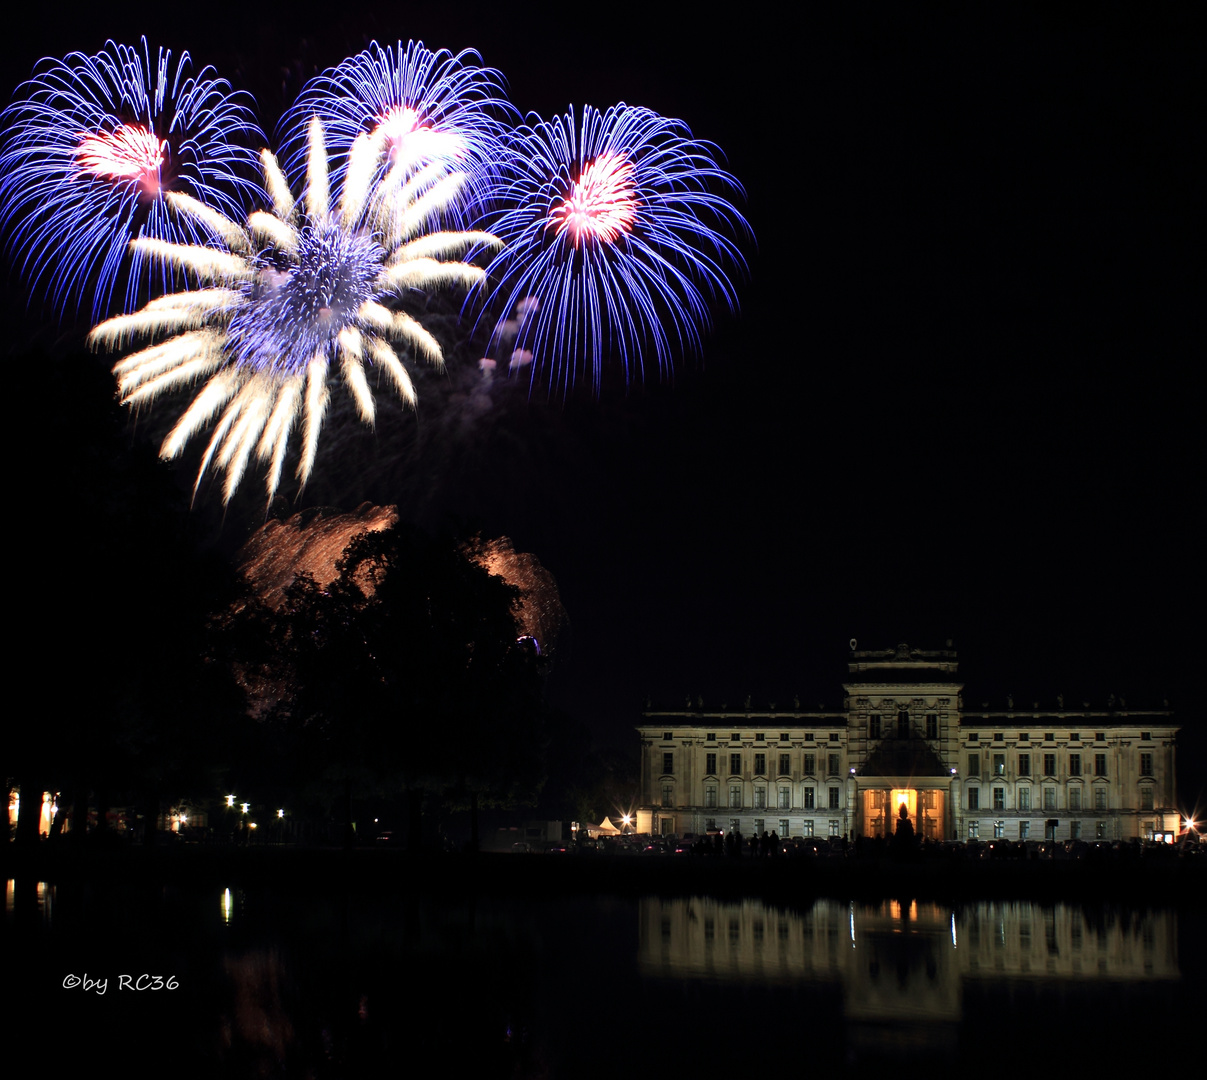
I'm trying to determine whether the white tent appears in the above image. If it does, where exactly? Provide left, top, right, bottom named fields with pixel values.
left=587, top=816, right=623, bottom=837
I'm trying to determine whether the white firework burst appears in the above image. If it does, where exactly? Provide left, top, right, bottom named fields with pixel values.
left=88, top=117, right=499, bottom=503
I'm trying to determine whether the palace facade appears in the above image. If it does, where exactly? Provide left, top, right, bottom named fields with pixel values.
left=636, top=643, right=1180, bottom=844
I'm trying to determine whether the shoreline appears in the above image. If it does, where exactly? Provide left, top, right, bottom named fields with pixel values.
left=4, top=845, right=1204, bottom=906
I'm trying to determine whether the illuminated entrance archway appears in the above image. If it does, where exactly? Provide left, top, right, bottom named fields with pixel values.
left=860, top=787, right=945, bottom=840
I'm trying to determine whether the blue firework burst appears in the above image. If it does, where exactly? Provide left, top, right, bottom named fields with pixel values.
left=0, top=37, right=263, bottom=321
left=481, top=103, right=749, bottom=392
left=277, top=40, right=514, bottom=224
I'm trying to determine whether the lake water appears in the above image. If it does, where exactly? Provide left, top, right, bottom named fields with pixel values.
left=5, top=867, right=1201, bottom=1077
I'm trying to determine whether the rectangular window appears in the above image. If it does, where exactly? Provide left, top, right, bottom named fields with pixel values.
left=662, top=731, right=672, bottom=741
left=754, top=753, right=766, bottom=776
left=754, top=786, right=766, bottom=809
left=829, top=820, right=840, bottom=837
left=1043, top=787, right=1056, bottom=811
left=994, top=733, right=1004, bottom=742
left=1069, top=753, right=1081, bottom=776
left=805, top=732, right=814, bottom=742
left=869, top=714, right=881, bottom=739
left=1018, top=753, right=1031, bottom=777
left=897, top=711, right=910, bottom=739
left=730, top=753, right=742, bottom=776
left=1019, top=820, right=1030, bottom=839
left=1019, top=732, right=1029, bottom=742
left=1018, top=786, right=1031, bottom=811
left=779, top=733, right=789, bottom=742
left=705, top=753, right=717, bottom=776
left=993, top=787, right=1005, bottom=810
left=1140, top=753, right=1153, bottom=776
left=803, top=753, right=815, bottom=775
left=994, top=821, right=1005, bottom=838
left=779, top=819, right=789, bottom=835
left=1140, top=788, right=1154, bottom=811
left=1069, top=787, right=1081, bottom=811
left=1141, top=731, right=1150, bottom=741
left=778, top=787, right=790, bottom=809
left=661, top=784, right=673, bottom=807
left=969, top=733, right=979, bottom=742
left=828, top=787, right=840, bottom=810
left=1043, top=753, right=1056, bottom=777
left=803, top=820, right=814, bottom=837
left=706, top=732, right=716, bottom=741
left=779, top=753, right=790, bottom=776
left=1095, top=732, right=1105, bottom=742
left=755, top=732, right=765, bottom=743
left=968, top=787, right=980, bottom=811
left=968, top=753, right=980, bottom=776
left=1045, top=733, right=1054, bottom=742
left=993, top=754, right=1006, bottom=776
left=731, top=733, right=740, bottom=742
left=968, top=821, right=980, bottom=840
left=829, top=733, right=839, bottom=742
left=1070, top=821, right=1081, bottom=840
left=803, top=788, right=815, bottom=809
left=926, top=714, right=938, bottom=739
left=828, top=753, right=841, bottom=776
left=705, top=786, right=717, bottom=808
left=1095, top=788, right=1107, bottom=811
left=662, top=752, right=674, bottom=775
left=1070, top=732, right=1080, bottom=743
left=1095, top=753, right=1107, bottom=776
left=729, top=785, right=742, bottom=809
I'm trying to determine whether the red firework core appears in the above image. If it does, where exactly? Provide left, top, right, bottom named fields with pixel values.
left=549, top=154, right=638, bottom=247
left=76, top=124, right=166, bottom=195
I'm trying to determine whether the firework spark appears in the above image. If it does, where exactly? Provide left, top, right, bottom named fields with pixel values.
left=481, top=104, right=748, bottom=392
left=278, top=40, right=514, bottom=224
left=87, top=118, right=499, bottom=504
left=0, top=38, right=263, bottom=320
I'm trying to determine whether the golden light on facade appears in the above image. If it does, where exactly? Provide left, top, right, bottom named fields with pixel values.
left=891, top=788, right=918, bottom=821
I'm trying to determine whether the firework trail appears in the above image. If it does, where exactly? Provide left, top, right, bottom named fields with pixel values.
left=87, top=117, right=499, bottom=504
left=0, top=38, right=263, bottom=321
left=277, top=41, right=514, bottom=226
left=480, top=104, right=749, bottom=392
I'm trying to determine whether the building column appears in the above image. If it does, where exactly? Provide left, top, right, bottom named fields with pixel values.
left=950, top=775, right=962, bottom=840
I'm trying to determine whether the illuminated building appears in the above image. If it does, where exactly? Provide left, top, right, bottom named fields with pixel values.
left=636, top=642, right=1179, bottom=843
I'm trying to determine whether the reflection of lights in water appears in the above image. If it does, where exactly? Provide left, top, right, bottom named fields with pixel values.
left=222, top=888, right=234, bottom=925
left=4, top=879, right=55, bottom=922
left=850, top=901, right=856, bottom=948
left=951, top=913, right=957, bottom=949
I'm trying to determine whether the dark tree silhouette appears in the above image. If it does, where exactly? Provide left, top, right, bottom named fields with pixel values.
left=8, top=347, right=246, bottom=848
left=256, top=523, right=548, bottom=848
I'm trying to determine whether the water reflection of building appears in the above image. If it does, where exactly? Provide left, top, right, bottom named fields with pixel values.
left=638, top=897, right=1179, bottom=1003
left=636, top=642, right=1179, bottom=843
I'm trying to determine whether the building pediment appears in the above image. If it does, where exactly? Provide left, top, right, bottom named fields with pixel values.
left=859, top=742, right=949, bottom=779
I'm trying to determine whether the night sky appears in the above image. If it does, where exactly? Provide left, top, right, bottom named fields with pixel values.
left=3, top=5, right=1199, bottom=804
